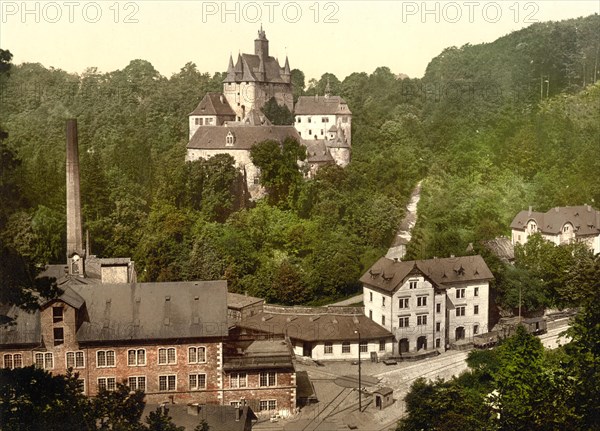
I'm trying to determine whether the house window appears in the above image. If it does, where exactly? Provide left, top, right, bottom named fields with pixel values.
left=456, top=306, right=466, bottom=317
left=474, top=287, right=479, bottom=297
left=369, top=292, right=373, bottom=302
left=158, top=348, right=176, bottom=365
left=359, top=342, right=368, bottom=353
left=342, top=342, right=351, bottom=353
left=259, top=400, right=277, bottom=412
left=97, top=350, right=115, bottom=367
left=379, top=340, right=386, bottom=352
left=66, top=351, right=85, bottom=369
left=297, top=117, right=301, bottom=123
left=34, top=352, right=53, bottom=370
left=308, top=117, right=312, bottom=123
left=53, top=328, right=64, bottom=346
left=324, top=342, right=333, bottom=355
left=159, top=375, right=176, bottom=392
left=230, top=372, right=247, bottom=388
left=382, top=296, right=386, bottom=307
left=128, top=349, right=146, bottom=366
left=3, top=353, right=23, bottom=369
left=399, top=298, right=409, bottom=309
left=409, top=280, right=418, bottom=289
left=399, top=316, right=409, bottom=328
left=260, top=372, right=276, bottom=387
left=206, top=118, right=213, bottom=124
left=417, top=315, right=427, bottom=326
left=342, top=116, right=348, bottom=123
left=417, top=296, right=427, bottom=307
left=474, top=324, right=480, bottom=335
left=436, top=322, right=441, bottom=332
left=436, top=303, right=441, bottom=313
left=474, top=305, right=479, bottom=315
left=195, top=118, right=203, bottom=126
left=308, top=129, right=312, bottom=135
left=188, top=347, right=206, bottom=364
left=128, top=376, right=146, bottom=392
left=381, top=315, right=386, bottom=326
left=52, top=307, right=63, bottom=323
left=98, top=377, right=116, bottom=392
left=230, top=401, right=240, bottom=408
left=189, top=374, right=206, bottom=390
left=369, top=310, right=373, bottom=319
left=456, top=289, right=465, bottom=299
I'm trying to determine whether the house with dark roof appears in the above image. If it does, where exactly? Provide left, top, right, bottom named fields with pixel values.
left=361, top=256, right=494, bottom=354
left=186, top=124, right=302, bottom=199
left=142, top=403, right=257, bottom=431
left=188, top=93, right=236, bottom=139
left=294, top=93, right=352, bottom=169
left=234, top=305, right=394, bottom=361
left=0, top=281, right=297, bottom=418
left=510, top=205, right=600, bottom=254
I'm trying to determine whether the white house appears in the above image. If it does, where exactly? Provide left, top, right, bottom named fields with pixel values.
left=294, top=94, right=352, bottom=168
left=510, top=205, right=600, bottom=255
left=360, top=256, right=493, bottom=354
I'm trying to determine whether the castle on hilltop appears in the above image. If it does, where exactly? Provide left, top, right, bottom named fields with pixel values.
left=186, top=28, right=352, bottom=197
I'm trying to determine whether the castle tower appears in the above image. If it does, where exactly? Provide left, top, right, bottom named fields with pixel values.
left=254, top=25, right=269, bottom=60
left=66, top=119, right=85, bottom=276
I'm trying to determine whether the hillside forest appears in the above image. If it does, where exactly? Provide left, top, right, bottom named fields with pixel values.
left=0, top=14, right=599, bottom=314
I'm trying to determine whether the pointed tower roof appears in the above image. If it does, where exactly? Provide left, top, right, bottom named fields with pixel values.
left=283, top=56, right=290, bottom=74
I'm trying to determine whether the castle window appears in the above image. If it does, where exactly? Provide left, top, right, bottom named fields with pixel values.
left=381, top=315, right=386, bottom=325
left=324, top=342, right=333, bottom=354
left=417, top=315, right=427, bottom=325
left=379, top=340, right=386, bottom=352
left=4, top=353, right=23, bottom=369
left=474, top=287, right=479, bottom=297
left=436, top=303, right=441, bottom=313
left=456, top=288, right=465, bottom=299
left=399, top=298, right=409, bottom=309
left=342, top=116, right=348, bottom=123
left=195, top=118, right=203, bottom=126
left=259, top=400, right=277, bottom=412
left=308, top=117, right=312, bottom=123
left=226, top=131, right=235, bottom=146
left=342, top=342, right=351, bottom=353
left=308, top=129, right=312, bottom=135
left=456, top=306, right=466, bottom=317
left=409, top=280, right=418, bottom=289
left=474, top=305, right=479, bottom=315
left=359, top=341, right=368, bottom=353
left=399, top=316, right=409, bottom=327
left=297, top=117, right=301, bottom=123
left=436, top=322, right=441, bottom=332
left=417, top=296, right=427, bottom=307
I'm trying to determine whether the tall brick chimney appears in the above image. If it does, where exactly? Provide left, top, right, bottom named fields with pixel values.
left=66, top=119, right=85, bottom=276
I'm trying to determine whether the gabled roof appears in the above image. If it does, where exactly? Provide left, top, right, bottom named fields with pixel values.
left=361, top=255, right=494, bottom=293
left=187, top=125, right=301, bottom=151
left=295, top=96, right=352, bottom=115
left=304, top=139, right=334, bottom=164
left=224, top=54, right=287, bottom=84
left=237, top=312, right=393, bottom=342
left=223, top=339, right=293, bottom=371
left=189, top=93, right=236, bottom=117
left=40, top=286, right=85, bottom=310
left=142, top=404, right=257, bottom=431
left=73, top=280, right=228, bottom=343
left=510, top=205, right=600, bottom=236
left=227, top=292, right=264, bottom=310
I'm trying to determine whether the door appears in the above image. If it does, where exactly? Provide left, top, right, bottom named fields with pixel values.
left=417, top=336, right=427, bottom=351
left=399, top=339, right=409, bottom=353
left=303, top=342, right=312, bottom=358
left=455, top=327, right=465, bottom=341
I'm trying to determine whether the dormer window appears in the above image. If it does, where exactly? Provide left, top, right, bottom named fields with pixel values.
left=226, top=131, right=235, bottom=146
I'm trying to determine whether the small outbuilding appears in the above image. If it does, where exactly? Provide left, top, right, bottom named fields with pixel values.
left=373, top=387, right=394, bottom=410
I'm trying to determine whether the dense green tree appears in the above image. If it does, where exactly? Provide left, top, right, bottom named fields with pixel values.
left=261, top=97, right=294, bottom=125
left=145, top=407, right=184, bottom=431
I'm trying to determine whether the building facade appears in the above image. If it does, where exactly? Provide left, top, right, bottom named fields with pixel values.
left=0, top=281, right=296, bottom=418
left=510, top=205, right=600, bottom=254
left=294, top=94, right=352, bottom=168
left=361, top=256, right=493, bottom=354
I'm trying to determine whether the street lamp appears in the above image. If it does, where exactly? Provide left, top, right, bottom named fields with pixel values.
left=354, top=329, right=362, bottom=412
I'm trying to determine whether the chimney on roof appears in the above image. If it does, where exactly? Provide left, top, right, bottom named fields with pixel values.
left=587, top=205, right=592, bottom=212
left=66, top=119, right=85, bottom=276
left=393, top=257, right=399, bottom=262
left=528, top=206, right=532, bottom=215
left=236, top=405, right=241, bottom=421
left=555, top=207, right=560, bottom=212
left=220, top=94, right=224, bottom=104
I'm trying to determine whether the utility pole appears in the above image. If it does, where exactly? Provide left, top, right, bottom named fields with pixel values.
left=354, top=329, right=362, bottom=412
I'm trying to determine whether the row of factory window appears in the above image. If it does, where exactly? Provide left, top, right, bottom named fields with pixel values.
left=3, top=347, right=207, bottom=370
left=229, top=371, right=277, bottom=388
left=95, top=374, right=207, bottom=392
